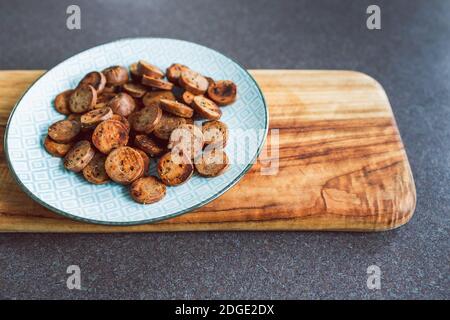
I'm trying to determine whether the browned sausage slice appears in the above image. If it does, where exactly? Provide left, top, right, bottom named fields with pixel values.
left=135, top=149, right=150, bottom=176
left=159, top=99, right=194, bottom=118
left=202, top=120, right=229, bottom=147
left=134, top=134, right=166, bottom=157
left=63, top=140, right=95, bottom=172
left=102, top=66, right=129, bottom=86
left=78, top=71, right=106, bottom=94
left=107, top=92, right=136, bottom=117
left=130, top=176, right=166, bottom=204
left=141, top=75, right=174, bottom=90
left=153, top=112, right=188, bottom=140
left=195, top=149, right=229, bottom=177
left=69, top=85, right=97, bottom=114
left=48, top=119, right=81, bottom=143
left=105, top=146, right=144, bottom=184
left=92, top=119, right=129, bottom=154
left=82, top=152, right=110, bottom=184
left=44, top=136, right=74, bottom=157
left=166, top=63, right=189, bottom=84
left=54, top=89, right=74, bottom=115
left=142, top=91, right=176, bottom=108
left=191, top=96, right=222, bottom=120
left=181, top=90, right=195, bottom=105
left=179, top=69, right=209, bottom=95
left=168, top=124, right=203, bottom=159
left=123, top=82, right=147, bottom=98
left=129, top=63, right=142, bottom=82
left=137, top=60, right=164, bottom=79
left=207, top=80, right=237, bottom=105
left=111, top=114, right=130, bottom=133
left=80, top=107, right=113, bottom=129
left=157, top=152, right=194, bottom=186
left=128, top=105, right=162, bottom=133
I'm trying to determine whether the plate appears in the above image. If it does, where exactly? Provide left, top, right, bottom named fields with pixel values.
left=4, top=38, right=268, bottom=225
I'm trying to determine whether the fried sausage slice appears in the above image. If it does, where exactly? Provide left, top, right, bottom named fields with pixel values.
left=80, top=107, right=113, bottom=129
left=202, top=120, right=229, bottom=147
left=130, top=176, right=166, bottom=204
left=128, top=105, right=162, bottom=134
left=134, top=134, right=166, bottom=158
left=44, top=136, right=74, bottom=157
left=102, top=66, right=129, bottom=86
left=142, top=91, right=176, bottom=108
left=141, top=75, right=174, bottom=90
left=166, top=63, right=189, bottom=84
left=207, top=80, right=237, bottom=105
left=191, top=96, right=222, bottom=120
left=153, top=112, right=188, bottom=140
left=63, top=140, right=95, bottom=172
left=195, top=149, right=230, bottom=177
left=159, top=99, right=194, bottom=118
left=123, top=82, right=147, bottom=98
left=78, top=71, right=106, bottom=94
left=105, top=146, right=144, bottom=184
left=179, top=69, right=209, bottom=95
left=69, top=85, right=97, bottom=113
left=111, top=114, right=130, bottom=133
left=135, top=149, right=150, bottom=176
left=137, top=60, right=164, bottom=79
left=168, top=124, right=203, bottom=159
left=181, top=90, right=195, bottom=105
left=54, top=89, right=74, bottom=115
left=157, top=152, right=193, bottom=186
left=107, top=92, right=136, bottom=117
left=48, top=119, right=81, bottom=143
left=82, top=152, right=110, bottom=184
left=92, top=119, right=129, bottom=154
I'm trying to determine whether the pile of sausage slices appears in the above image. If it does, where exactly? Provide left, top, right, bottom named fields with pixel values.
left=44, top=61, right=237, bottom=204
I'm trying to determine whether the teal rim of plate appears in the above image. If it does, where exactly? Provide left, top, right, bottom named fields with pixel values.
left=3, top=37, right=269, bottom=226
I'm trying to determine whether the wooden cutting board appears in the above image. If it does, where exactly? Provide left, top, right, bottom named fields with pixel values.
left=0, top=70, right=416, bottom=232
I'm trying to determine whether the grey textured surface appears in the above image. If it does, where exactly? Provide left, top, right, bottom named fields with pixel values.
left=0, top=0, right=449, bottom=300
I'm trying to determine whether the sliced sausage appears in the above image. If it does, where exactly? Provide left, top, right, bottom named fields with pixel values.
left=181, top=90, right=195, bottom=105
left=54, top=89, right=74, bottom=115
left=44, top=135, right=73, bottom=157
left=92, top=119, right=129, bottom=154
left=80, top=107, right=113, bottom=129
left=135, top=149, right=150, bottom=176
left=153, top=112, right=188, bottom=140
left=141, top=75, right=174, bottom=90
left=69, top=85, right=97, bottom=113
left=166, top=63, right=189, bottom=84
left=102, top=66, right=129, bottom=86
left=128, top=105, right=162, bottom=133
left=191, top=96, right=222, bottom=120
left=82, top=152, right=110, bottom=184
left=134, top=134, right=166, bottom=157
left=168, top=124, right=203, bottom=159
left=129, top=62, right=142, bottom=82
left=111, top=114, right=130, bottom=133
left=78, top=71, right=106, bottom=94
left=123, top=82, right=147, bottom=98
left=48, top=119, right=81, bottom=143
left=195, top=149, right=229, bottom=177
left=207, top=80, right=237, bottom=105
left=202, top=120, right=229, bottom=147
left=159, top=99, right=194, bottom=118
left=107, top=92, right=136, bottom=117
left=157, top=152, right=194, bottom=186
left=137, top=60, right=164, bottom=79
left=142, top=90, right=176, bottom=108
left=179, top=69, right=209, bottom=95
left=130, top=176, right=166, bottom=204
left=63, top=140, right=95, bottom=172
left=105, top=146, right=144, bottom=184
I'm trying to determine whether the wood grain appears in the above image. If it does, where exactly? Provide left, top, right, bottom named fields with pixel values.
left=0, top=70, right=416, bottom=232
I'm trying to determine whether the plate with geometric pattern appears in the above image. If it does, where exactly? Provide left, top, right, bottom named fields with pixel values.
left=4, top=38, right=268, bottom=225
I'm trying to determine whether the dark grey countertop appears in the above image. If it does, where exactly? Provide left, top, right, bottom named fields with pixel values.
left=0, top=0, right=448, bottom=299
